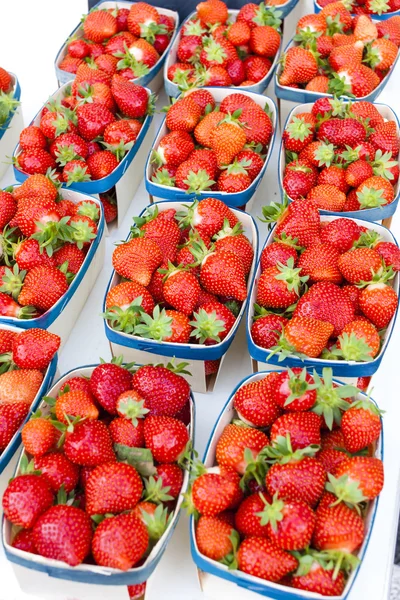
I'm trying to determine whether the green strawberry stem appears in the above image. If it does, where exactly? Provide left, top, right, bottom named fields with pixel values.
left=102, top=297, right=145, bottom=334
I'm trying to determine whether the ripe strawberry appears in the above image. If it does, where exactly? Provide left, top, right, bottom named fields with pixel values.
left=132, top=364, right=190, bottom=417
left=233, top=377, right=282, bottom=427
left=166, top=96, right=202, bottom=133
left=239, top=105, right=273, bottom=147
left=64, top=419, right=116, bottom=466
left=236, top=149, right=264, bottom=181
left=329, top=41, right=364, bottom=71
left=332, top=455, right=384, bottom=502
left=55, top=389, right=99, bottom=424
left=180, top=197, right=238, bottom=238
left=370, top=121, right=399, bottom=157
left=336, top=319, right=381, bottom=360
left=87, top=150, right=118, bottom=179
left=291, top=560, right=345, bottom=595
left=53, top=243, right=85, bottom=275
left=59, top=55, right=83, bottom=73
left=270, top=412, right=321, bottom=450
left=233, top=492, right=271, bottom=538
left=0, top=403, right=29, bottom=451
left=11, top=529, right=38, bottom=554
left=217, top=160, right=252, bottom=193
left=283, top=116, right=314, bottom=153
left=237, top=537, right=298, bottom=582
left=153, top=131, right=194, bottom=167
left=190, top=300, right=236, bottom=344
left=318, top=165, right=349, bottom=194
left=34, top=452, right=80, bottom=493
left=267, top=454, right=326, bottom=507
left=341, top=398, right=382, bottom=454
left=100, top=194, right=117, bottom=223
left=263, top=198, right=320, bottom=249
left=19, top=126, right=47, bottom=151
left=127, top=38, right=160, bottom=68
left=375, top=241, right=400, bottom=271
left=260, top=242, right=299, bottom=271
left=276, top=317, right=335, bottom=359
left=0, top=369, right=44, bottom=404
left=12, top=328, right=60, bottom=370
left=244, top=55, right=271, bottom=82
left=216, top=423, right=269, bottom=474
left=174, top=157, right=215, bottom=192
left=86, top=462, right=143, bottom=515
left=76, top=102, right=115, bottom=142
left=250, top=25, right=281, bottom=57
left=16, top=148, right=56, bottom=175
left=92, top=512, right=148, bottom=570
left=197, top=0, right=228, bottom=24
left=306, top=76, right=329, bottom=93
left=338, top=247, right=382, bottom=284
left=259, top=497, right=316, bottom=551
left=144, top=415, right=188, bottom=463
left=283, top=160, right=317, bottom=200
left=354, top=14, right=378, bottom=43
left=332, top=64, right=380, bottom=97
left=84, top=9, right=117, bottom=42
left=228, top=21, right=251, bottom=46
left=377, top=18, right=400, bottom=46
left=2, top=474, right=53, bottom=528
left=18, top=265, right=68, bottom=312
left=190, top=471, right=240, bottom=516
left=154, top=463, right=183, bottom=499
left=320, top=1, right=352, bottom=28
left=256, top=260, right=307, bottom=309
left=251, top=314, right=289, bottom=350
left=351, top=101, right=384, bottom=129
left=273, top=368, right=317, bottom=412
left=279, top=47, right=318, bottom=86
left=0, top=66, right=11, bottom=91
left=89, top=361, right=132, bottom=415
left=21, top=416, right=57, bottom=457
left=319, top=218, right=361, bottom=253
left=313, top=492, right=365, bottom=552
left=297, top=244, right=342, bottom=285
left=359, top=282, right=398, bottom=328
left=14, top=173, right=59, bottom=202
left=0, top=191, right=16, bottom=230
left=200, top=250, right=247, bottom=302
left=112, top=237, right=163, bottom=286
left=196, top=516, right=235, bottom=561
left=210, top=118, right=247, bottom=167
left=110, top=74, right=149, bottom=118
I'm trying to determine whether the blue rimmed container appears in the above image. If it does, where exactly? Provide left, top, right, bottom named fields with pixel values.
left=104, top=200, right=258, bottom=393
left=0, top=323, right=58, bottom=475
left=0, top=185, right=105, bottom=346
left=12, top=82, right=155, bottom=227
left=270, top=0, right=300, bottom=18
left=0, top=73, right=23, bottom=181
left=279, top=100, right=400, bottom=222
left=247, top=216, right=399, bottom=377
left=190, top=368, right=383, bottom=600
left=314, top=0, right=400, bottom=19
left=145, top=88, right=277, bottom=209
left=2, top=362, right=195, bottom=598
left=54, top=0, right=179, bottom=92
left=163, top=9, right=282, bottom=99
left=275, top=30, right=400, bottom=103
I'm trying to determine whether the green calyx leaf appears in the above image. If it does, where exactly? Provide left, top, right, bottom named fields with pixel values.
left=0, top=264, right=26, bottom=299
left=253, top=4, right=282, bottom=29
left=325, top=473, right=366, bottom=509
left=312, top=368, right=358, bottom=430
left=286, top=116, right=313, bottom=142
left=356, top=185, right=387, bottom=209
left=183, top=169, right=215, bottom=193
left=143, top=475, right=173, bottom=503
left=333, top=332, right=375, bottom=362
left=371, top=149, right=398, bottom=181
left=189, top=308, right=226, bottom=344
left=275, top=256, right=309, bottom=296
left=31, top=216, right=72, bottom=257
left=140, top=502, right=172, bottom=541
left=0, top=90, right=20, bottom=128
left=102, top=297, right=145, bottom=334
left=262, top=433, right=320, bottom=465
left=314, top=142, right=336, bottom=168
left=256, top=493, right=284, bottom=529
left=76, top=201, right=100, bottom=222
left=116, top=392, right=149, bottom=426
left=134, top=305, right=174, bottom=341
left=284, top=367, right=317, bottom=406
left=69, top=218, right=97, bottom=249
left=55, top=144, right=82, bottom=167
left=202, top=36, right=227, bottom=64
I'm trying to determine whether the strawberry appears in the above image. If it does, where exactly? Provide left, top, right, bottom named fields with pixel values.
left=197, top=0, right=228, bottom=24
left=260, top=242, right=299, bottom=271
left=318, top=118, right=366, bottom=147
left=216, top=423, right=269, bottom=474
left=191, top=472, right=241, bottom=516
left=89, top=361, right=132, bottom=415
left=318, top=165, right=349, bottom=194
left=21, top=415, right=57, bottom=457
left=0, top=191, right=17, bottom=230
left=16, top=148, right=56, bottom=175
left=328, top=41, right=364, bottom=71
left=377, top=18, right=400, bottom=46
left=337, top=247, right=382, bottom=284
left=153, top=463, right=183, bottom=499
left=313, top=492, right=364, bottom=552
left=331, top=455, right=384, bottom=502
left=139, top=211, right=181, bottom=263
left=234, top=492, right=271, bottom=537
left=262, top=198, right=320, bottom=249
left=199, top=249, right=248, bottom=302
left=270, top=412, right=321, bottom=451
left=320, top=219, right=361, bottom=254
left=100, top=194, right=117, bottom=223
left=370, top=121, right=399, bottom=157
left=177, top=35, right=202, bottom=62
left=18, top=265, right=68, bottom=312
left=239, top=105, right=273, bottom=147
left=356, top=176, right=395, bottom=208
left=273, top=368, right=317, bottom=412
left=233, top=377, right=282, bottom=427
left=19, top=126, right=47, bottom=151
left=86, top=462, right=143, bottom=515
left=291, top=559, right=345, bottom=595
left=87, top=150, right=118, bottom=179
left=210, top=116, right=247, bottom=166
left=274, top=317, right=335, bottom=359
left=132, top=364, right=190, bottom=417
left=320, top=2, right=352, bottom=29
left=258, top=497, right=316, bottom=551
left=39, top=110, right=77, bottom=141
left=359, top=282, right=398, bottom=328
left=34, top=452, right=79, bottom=493
left=354, top=14, right=378, bottom=43
left=341, top=398, right=382, bottom=453
left=331, top=64, right=380, bottom=97
left=283, top=116, right=314, bottom=153
left=11, top=529, right=38, bottom=554
left=53, top=243, right=85, bottom=275
left=2, top=474, right=54, bottom=528
left=190, top=300, right=236, bottom=344
left=76, top=103, right=115, bottom=141
left=306, top=76, right=329, bottom=93
left=112, top=237, right=163, bottom=286
left=126, top=38, right=160, bottom=68
left=55, top=390, right=99, bottom=424
left=144, top=415, right=189, bottom=462
left=0, top=403, right=29, bottom=451
left=62, top=160, right=91, bottom=184
left=375, top=241, right=400, bottom=271
left=179, top=198, right=238, bottom=238
left=297, top=244, right=342, bottom=285
left=217, top=160, right=252, bottom=193
left=336, top=319, right=381, bottom=360
left=195, top=516, right=235, bottom=561
left=92, top=512, right=148, bottom=570
left=237, top=537, right=298, bottom=582
left=351, top=101, right=385, bottom=129
left=153, top=131, right=194, bottom=167
left=283, top=160, right=317, bottom=200
left=59, top=55, right=83, bottom=73
left=0, top=66, right=11, bottom=92
left=228, top=21, right=251, bottom=46
left=64, top=419, right=116, bottom=466
left=279, top=47, right=318, bottom=87
left=0, top=369, right=44, bottom=404
left=250, top=25, right=281, bottom=57
left=256, top=259, right=307, bottom=309
left=214, top=225, right=254, bottom=275
left=110, top=74, right=149, bottom=118
left=296, top=13, right=326, bottom=34
left=12, top=329, right=60, bottom=370
left=166, top=97, right=202, bottom=133
left=236, top=149, right=264, bottom=181
left=345, top=159, right=374, bottom=188
left=251, top=314, right=289, bottom=350
left=84, top=10, right=117, bottom=42
left=15, top=197, right=61, bottom=238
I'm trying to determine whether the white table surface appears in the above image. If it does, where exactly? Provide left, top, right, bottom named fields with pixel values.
left=0, top=1, right=400, bottom=599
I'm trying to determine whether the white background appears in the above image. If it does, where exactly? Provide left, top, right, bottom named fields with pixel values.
left=0, top=0, right=400, bottom=598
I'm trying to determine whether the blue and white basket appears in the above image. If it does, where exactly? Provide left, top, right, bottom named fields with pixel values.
left=104, top=200, right=258, bottom=393
left=0, top=185, right=105, bottom=345
left=0, top=323, right=58, bottom=475
left=163, top=9, right=282, bottom=99
left=275, top=29, right=400, bottom=103
left=12, top=82, right=155, bottom=226
left=314, top=0, right=400, bottom=20
left=279, top=101, right=400, bottom=222
left=0, top=73, right=23, bottom=181
left=190, top=368, right=383, bottom=600
left=54, top=0, right=179, bottom=92
left=145, top=88, right=277, bottom=209
left=247, top=216, right=399, bottom=377
left=2, top=363, right=195, bottom=598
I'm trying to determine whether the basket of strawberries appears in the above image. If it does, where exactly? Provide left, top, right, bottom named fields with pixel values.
left=2, top=359, right=194, bottom=596
left=164, top=0, right=282, bottom=99
left=0, top=66, right=22, bottom=181
left=55, top=1, right=179, bottom=92
left=145, top=88, right=276, bottom=209
left=0, top=326, right=58, bottom=474
left=103, top=199, right=258, bottom=393
left=0, top=175, right=105, bottom=343
left=314, top=0, right=400, bottom=20
left=279, top=98, right=400, bottom=222
left=247, top=199, right=399, bottom=377
left=275, top=4, right=400, bottom=103
left=188, top=366, right=384, bottom=600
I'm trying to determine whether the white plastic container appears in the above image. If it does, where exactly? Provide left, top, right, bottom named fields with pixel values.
left=2, top=363, right=195, bottom=600
left=0, top=186, right=105, bottom=346
left=12, top=82, right=155, bottom=228
left=54, top=0, right=179, bottom=94
left=191, top=369, right=383, bottom=600
left=105, top=200, right=259, bottom=393
left=0, top=73, right=23, bottom=180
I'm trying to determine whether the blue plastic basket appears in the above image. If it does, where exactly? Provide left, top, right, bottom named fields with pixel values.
left=190, top=368, right=383, bottom=600
left=246, top=216, right=399, bottom=377
left=314, top=0, right=400, bottom=19
left=104, top=200, right=258, bottom=360
left=163, top=9, right=282, bottom=99
left=145, top=88, right=277, bottom=208
left=0, top=73, right=21, bottom=143
left=54, top=0, right=179, bottom=90
left=0, top=325, right=58, bottom=474
left=12, top=82, right=154, bottom=196
left=2, top=362, right=195, bottom=586
left=275, top=31, right=400, bottom=103
left=279, top=100, right=400, bottom=222
left=0, top=186, right=105, bottom=332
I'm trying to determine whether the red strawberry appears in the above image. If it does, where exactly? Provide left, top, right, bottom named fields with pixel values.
left=200, top=250, right=248, bottom=302
left=87, top=150, right=118, bottom=180
left=153, top=131, right=194, bottom=167
left=16, top=148, right=56, bottom=175
left=283, top=116, right=314, bottom=153
left=55, top=389, right=99, bottom=424
left=190, top=300, right=236, bottom=345
left=291, top=559, right=345, bottom=595
left=263, top=198, right=320, bottom=249
left=166, top=96, right=202, bottom=133
left=132, top=364, right=190, bottom=417
left=18, top=265, right=68, bottom=312
left=283, top=159, right=318, bottom=200
left=267, top=455, right=326, bottom=507
left=86, top=462, right=143, bottom=515
left=332, top=455, right=384, bottom=501
left=195, top=515, right=235, bottom=561
left=270, top=412, right=321, bottom=451
left=11, top=529, right=38, bottom=554
left=337, top=247, right=382, bottom=284
left=273, top=368, right=317, bottom=412
left=191, top=471, right=241, bottom=516
left=180, top=198, right=238, bottom=238
left=92, top=512, right=148, bottom=570
left=89, top=361, right=132, bottom=415
left=313, top=492, right=365, bottom=552
left=320, top=218, right=362, bottom=253
left=297, top=244, right=342, bottom=285
left=237, top=537, right=298, bottom=582
left=244, top=55, right=271, bottom=82
left=216, top=423, right=269, bottom=474
left=0, top=403, right=29, bottom=451
left=256, top=259, right=307, bottom=309
left=233, top=377, right=282, bottom=427
left=332, top=64, right=380, bottom=97
left=144, top=415, right=189, bottom=462
left=112, top=237, right=163, bottom=286
left=21, top=416, right=57, bottom=457
left=279, top=47, right=318, bottom=86
left=153, top=463, right=183, bottom=499
left=258, top=497, right=316, bottom=551
left=2, top=474, right=53, bottom=528
left=84, top=9, right=117, bottom=42
left=260, top=242, right=299, bottom=271
left=34, top=453, right=80, bottom=493
left=251, top=314, right=289, bottom=350
left=64, top=420, right=116, bottom=466
left=0, top=191, right=16, bottom=230
left=12, top=329, right=60, bottom=370
left=359, top=282, right=398, bottom=329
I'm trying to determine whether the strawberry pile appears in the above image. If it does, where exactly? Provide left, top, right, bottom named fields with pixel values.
left=0, top=328, right=60, bottom=454
left=282, top=98, right=399, bottom=213
left=251, top=198, right=399, bottom=361
left=167, top=0, right=282, bottom=89
left=104, top=199, right=254, bottom=376
left=0, top=174, right=100, bottom=319
left=59, top=3, right=175, bottom=80
left=0, top=66, right=19, bottom=131
left=3, top=359, right=192, bottom=570
left=150, top=91, right=273, bottom=194
left=278, top=3, right=400, bottom=97
left=189, top=366, right=384, bottom=595
left=14, top=73, right=151, bottom=188
left=317, top=0, right=400, bottom=15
